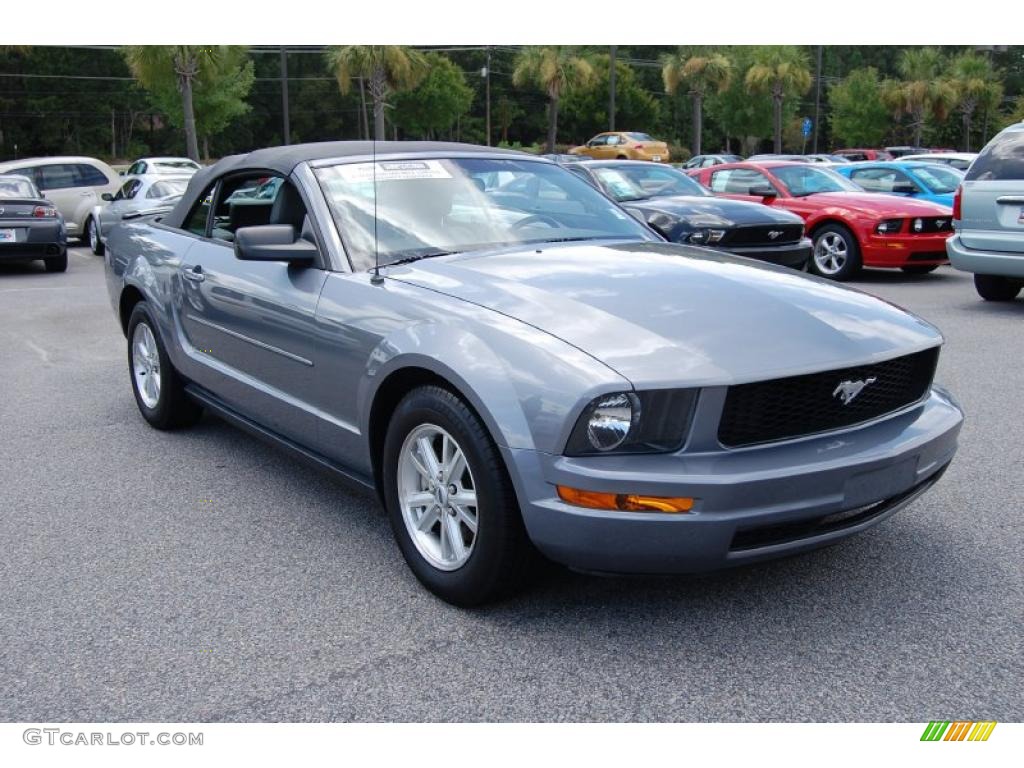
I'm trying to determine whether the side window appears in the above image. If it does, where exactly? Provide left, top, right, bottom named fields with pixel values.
left=184, top=185, right=215, bottom=236
left=588, top=135, right=607, bottom=147
left=966, top=130, right=1024, bottom=181
left=606, top=135, right=621, bottom=146
left=74, top=164, right=113, bottom=187
left=709, top=168, right=771, bottom=194
left=37, top=164, right=79, bottom=191
left=124, top=179, right=143, bottom=200
left=127, top=162, right=142, bottom=175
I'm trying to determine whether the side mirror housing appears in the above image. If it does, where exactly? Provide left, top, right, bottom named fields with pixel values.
left=749, top=184, right=777, bottom=199
left=101, top=192, right=114, bottom=202
left=234, top=225, right=317, bottom=264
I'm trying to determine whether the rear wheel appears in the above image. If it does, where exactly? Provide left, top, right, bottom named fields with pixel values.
left=809, top=223, right=862, bottom=281
left=87, top=216, right=104, bottom=256
left=126, top=302, right=203, bottom=429
left=900, top=264, right=939, bottom=275
left=974, top=274, right=1022, bottom=302
left=382, top=385, right=535, bottom=605
left=43, top=250, right=67, bottom=273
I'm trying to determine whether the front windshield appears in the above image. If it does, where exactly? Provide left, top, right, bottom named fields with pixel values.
left=0, top=176, right=37, bottom=198
left=909, top=165, right=963, bottom=193
left=771, top=165, right=861, bottom=196
left=592, top=164, right=709, bottom=202
left=314, top=157, right=654, bottom=270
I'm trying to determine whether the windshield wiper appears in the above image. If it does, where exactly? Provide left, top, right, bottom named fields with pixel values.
left=382, top=249, right=462, bottom=267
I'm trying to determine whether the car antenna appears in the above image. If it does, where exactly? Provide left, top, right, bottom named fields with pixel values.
left=370, top=135, right=384, bottom=285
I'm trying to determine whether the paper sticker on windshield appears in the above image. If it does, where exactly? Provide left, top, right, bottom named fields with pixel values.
left=337, top=160, right=452, bottom=183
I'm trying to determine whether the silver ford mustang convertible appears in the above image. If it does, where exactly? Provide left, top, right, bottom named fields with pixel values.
left=104, top=141, right=963, bottom=605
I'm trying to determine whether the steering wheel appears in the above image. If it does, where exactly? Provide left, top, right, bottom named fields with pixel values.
left=511, top=213, right=562, bottom=230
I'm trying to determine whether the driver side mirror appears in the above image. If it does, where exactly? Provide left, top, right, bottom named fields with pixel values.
left=892, top=182, right=917, bottom=195
left=101, top=192, right=114, bottom=202
left=234, top=225, right=317, bottom=265
left=749, top=184, right=777, bottom=200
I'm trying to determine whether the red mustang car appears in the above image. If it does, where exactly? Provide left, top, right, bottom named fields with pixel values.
left=688, top=161, right=953, bottom=280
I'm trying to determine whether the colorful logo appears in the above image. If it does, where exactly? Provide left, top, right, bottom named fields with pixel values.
left=921, top=721, right=997, bottom=741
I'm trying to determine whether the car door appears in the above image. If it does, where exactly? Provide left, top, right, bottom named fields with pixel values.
left=100, top=178, right=141, bottom=238
left=175, top=173, right=330, bottom=442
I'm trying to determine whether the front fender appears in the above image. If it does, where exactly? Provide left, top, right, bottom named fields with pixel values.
left=358, top=310, right=628, bottom=455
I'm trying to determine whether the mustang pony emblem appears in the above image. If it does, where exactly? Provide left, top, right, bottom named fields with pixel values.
left=833, top=377, right=877, bottom=405
left=767, top=230, right=783, bottom=239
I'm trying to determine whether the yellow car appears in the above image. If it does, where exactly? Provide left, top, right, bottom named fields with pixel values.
left=568, top=132, right=670, bottom=162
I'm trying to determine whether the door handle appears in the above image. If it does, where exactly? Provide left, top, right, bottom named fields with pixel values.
left=182, top=265, right=205, bottom=283
left=995, top=196, right=1024, bottom=205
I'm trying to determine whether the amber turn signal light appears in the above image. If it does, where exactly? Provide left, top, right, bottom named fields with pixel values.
left=556, top=485, right=694, bottom=513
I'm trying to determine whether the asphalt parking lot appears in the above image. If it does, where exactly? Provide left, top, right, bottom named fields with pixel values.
left=0, top=247, right=1021, bottom=722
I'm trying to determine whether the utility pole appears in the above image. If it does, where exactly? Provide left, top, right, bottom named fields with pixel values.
left=111, top=109, right=116, bottom=159
left=280, top=46, right=291, bottom=145
left=485, top=46, right=492, bottom=146
left=812, top=45, right=822, bottom=153
left=609, top=45, right=617, bottom=131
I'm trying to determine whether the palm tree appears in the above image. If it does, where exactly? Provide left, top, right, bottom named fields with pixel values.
left=949, top=52, right=1003, bottom=151
left=662, top=49, right=732, bottom=157
left=883, top=48, right=956, bottom=147
left=512, top=46, right=596, bottom=153
left=123, top=46, right=224, bottom=161
left=326, top=46, right=428, bottom=141
left=744, top=46, right=812, bottom=153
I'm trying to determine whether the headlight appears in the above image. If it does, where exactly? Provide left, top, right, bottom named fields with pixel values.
left=875, top=218, right=903, bottom=234
left=565, top=390, right=698, bottom=456
left=688, top=229, right=725, bottom=244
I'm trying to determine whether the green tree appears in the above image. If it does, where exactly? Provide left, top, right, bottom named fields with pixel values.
left=661, top=48, right=731, bottom=156
left=393, top=53, right=474, bottom=139
left=1002, top=95, right=1024, bottom=129
left=949, top=52, right=1003, bottom=150
left=512, top=46, right=596, bottom=152
left=558, top=54, right=659, bottom=145
left=326, top=46, right=428, bottom=141
left=122, top=46, right=233, bottom=161
left=125, top=47, right=253, bottom=160
left=829, top=67, right=889, bottom=147
left=882, top=47, right=956, bottom=147
left=494, top=96, right=523, bottom=145
left=745, top=46, right=813, bottom=153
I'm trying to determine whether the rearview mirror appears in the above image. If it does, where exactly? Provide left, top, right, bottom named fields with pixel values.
left=749, top=185, right=777, bottom=199
left=234, top=225, right=317, bottom=264
left=101, top=192, right=114, bottom=202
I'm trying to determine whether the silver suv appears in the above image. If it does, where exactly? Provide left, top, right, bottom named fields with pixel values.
left=947, top=123, right=1024, bottom=301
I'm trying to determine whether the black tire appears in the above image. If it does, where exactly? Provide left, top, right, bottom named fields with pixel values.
left=43, top=250, right=67, bottom=273
left=974, top=274, right=1022, bottom=302
left=808, top=223, right=862, bottom=281
left=616, top=154, right=628, bottom=160
left=382, top=385, right=535, bottom=606
left=900, top=264, right=939, bottom=275
left=87, top=216, right=105, bottom=256
left=126, top=302, right=203, bottom=430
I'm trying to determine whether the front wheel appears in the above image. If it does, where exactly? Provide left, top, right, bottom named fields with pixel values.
left=809, top=224, right=862, bottom=281
left=126, top=302, right=202, bottom=429
left=382, top=385, right=535, bottom=605
left=974, top=274, right=1022, bottom=302
left=87, top=216, right=104, bottom=256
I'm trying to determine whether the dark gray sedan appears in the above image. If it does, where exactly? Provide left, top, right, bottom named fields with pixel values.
left=0, top=174, right=67, bottom=272
left=104, top=142, right=963, bottom=605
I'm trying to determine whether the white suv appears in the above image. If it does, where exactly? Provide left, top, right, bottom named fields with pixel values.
left=947, top=124, right=1024, bottom=301
left=0, top=156, right=120, bottom=243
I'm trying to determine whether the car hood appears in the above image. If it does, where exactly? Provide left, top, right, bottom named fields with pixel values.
left=807, top=191, right=952, bottom=216
left=386, top=241, right=941, bottom=388
left=623, top=195, right=803, bottom=226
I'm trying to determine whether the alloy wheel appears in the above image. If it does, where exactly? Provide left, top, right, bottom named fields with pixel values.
left=397, top=423, right=479, bottom=571
left=88, top=219, right=98, bottom=252
left=813, top=231, right=848, bottom=275
left=132, top=322, right=162, bottom=409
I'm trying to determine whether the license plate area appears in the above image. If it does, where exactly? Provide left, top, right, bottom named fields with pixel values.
left=0, top=228, right=17, bottom=242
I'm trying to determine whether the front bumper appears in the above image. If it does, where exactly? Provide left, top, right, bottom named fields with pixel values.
left=725, top=237, right=811, bottom=269
left=503, top=386, right=962, bottom=573
left=946, top=233, right=1024, bottom=278
left=861, top=233, right=951, bottom=267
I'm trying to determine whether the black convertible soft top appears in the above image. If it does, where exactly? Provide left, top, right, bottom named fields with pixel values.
left=162, top=141, right=532, bottom=229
